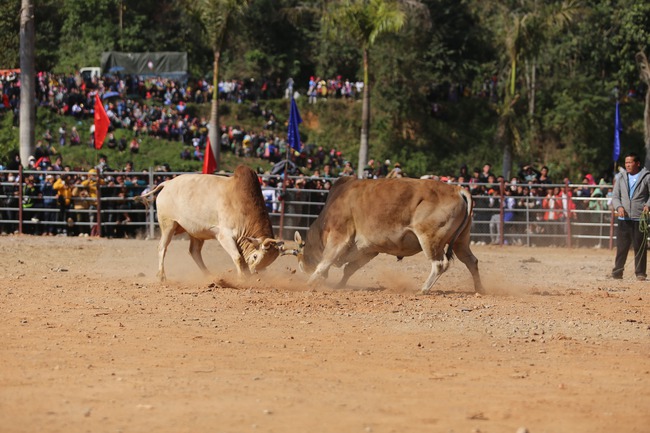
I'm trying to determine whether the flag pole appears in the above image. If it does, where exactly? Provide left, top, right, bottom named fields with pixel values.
left=278, top=142, right=290, bottom=240
left=612, top=99, right=621, bottom=178
left=279, top=96, right=302, bottom=240
left=610, top=98, right=622, bottom=250
left=92, top=92, right=110, bottom=237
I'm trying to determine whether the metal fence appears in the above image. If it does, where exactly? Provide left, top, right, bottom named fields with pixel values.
left=0, top=168, right=617, bottom=248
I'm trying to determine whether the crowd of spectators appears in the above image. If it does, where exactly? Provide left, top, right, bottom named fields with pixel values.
left=443, top=163, right=613, bottom=247
left=0, top=153, right=155, bottom=238
left=1, top=70, right=615, bottom=245
left=1, top=70, right=366, bottom=175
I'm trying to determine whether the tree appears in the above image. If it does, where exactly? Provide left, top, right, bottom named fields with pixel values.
left=324, top=0, right=408, bottom=178
left=196, top=0, right=250, bottom=171
left=520, top=1, right=582, bottom=144
left=19, top=0, right=35, bottom=167
left=0, top=0, right=20, bottom=68
left=479, top=0, right=581, bottom=178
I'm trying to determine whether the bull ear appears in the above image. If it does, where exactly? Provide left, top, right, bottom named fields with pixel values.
left=294, top=231, right=303, bottom=245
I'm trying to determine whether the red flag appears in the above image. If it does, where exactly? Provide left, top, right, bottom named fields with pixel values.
left=94, top=94, right=110, bottom=150
left=202, top=137, right=217, bottom=174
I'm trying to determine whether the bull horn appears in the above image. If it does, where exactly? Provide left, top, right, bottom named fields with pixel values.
left=245, top=237, right=263, bottom=248
left=261, top=238, right=284, bottom=250
left=245, top=237, right=284, bottom=250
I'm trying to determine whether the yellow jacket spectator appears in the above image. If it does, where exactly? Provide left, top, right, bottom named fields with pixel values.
left=53, top=175, right=72, bottom=207
left=79, top=169, right=105, bottom=204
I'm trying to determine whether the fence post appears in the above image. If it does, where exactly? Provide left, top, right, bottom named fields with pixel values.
left=94, top=172, right=102, bottom=237
left=609, top=209, right=616, bottom=250
left=499, top=179, right=505, bottom=245
left=18, top=165, right=23, bottom=235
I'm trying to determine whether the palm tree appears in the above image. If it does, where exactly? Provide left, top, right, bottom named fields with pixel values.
left=521, top=1, right=582, bottom=145
left=198, top=0, right=250, bottom=172
left=325, top=0, right=406, bottom=178
left=488, top=0, right=581, bottom=178
left=19, top=0, right=35, bottom=167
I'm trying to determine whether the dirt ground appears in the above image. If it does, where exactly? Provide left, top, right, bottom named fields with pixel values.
left=1, top=235, right=649, bottom=433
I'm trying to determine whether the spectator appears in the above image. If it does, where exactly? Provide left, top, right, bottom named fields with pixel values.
left=458, top=164, right=469, bottom=179
left=95, top=154, right=112, bottom=174
left=479, top=163, right=495, bottom=183
left=51, top=155, right=64, bottom=171
left=542, top=186, right=565, bottom=244
left=58, top=123, right=67, bottom=147
left=322, top=164, right=334, bottom=179
left=518, top=164, right=540, bottom=183
left=611, top=152, right=650, bottom=280
left=106, top=133, right=117, bottom=149
left=261, top=177, right=278, bottom=213
left=386, top=162, right=403, bottom=178
left=53, top=174, right=73, bottom=235
left=180, top=147, right=192, bottom=160
left=80, top=168, right=105, bottom=236
left=129, top=138, right=140, bottom=154
left=538, top=166, right=552, bottom=195
left=43, top=129, right=53, bottom=147
left=340, top=161, right=355, bottom=177
left=488, top=186, right=502, bottom=244
left=40, top=174, right=57, bottom=235
left=363, top=159, right=376, bottom=179
left=285, top=77, right=294, bottom=99
left=22, top=175, right=41, bottom=235
left=70, top=126, right=81, bottom=146
left=377, top=159, right=391, bottom=178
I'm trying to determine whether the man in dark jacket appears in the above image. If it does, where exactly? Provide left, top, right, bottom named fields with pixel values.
left=611, top=152, right=650, bottom=280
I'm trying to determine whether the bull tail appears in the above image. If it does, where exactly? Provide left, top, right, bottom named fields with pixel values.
left=134, top=182, right=166, bottom=208
left=445, top=187, right=473, bottom=262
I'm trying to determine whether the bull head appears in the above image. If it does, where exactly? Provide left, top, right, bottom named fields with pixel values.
left=243, top=237, right=284, bottom=273
left=293, top=231, right=307, bottom=273
left=245, top=237, right=284, bottom=250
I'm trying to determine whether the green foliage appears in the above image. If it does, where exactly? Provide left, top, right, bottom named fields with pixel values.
left=0, top=113, right=19, bottom=167
left=1, top=0, right=650, bottom=182
left=0, top=0, right=19, bottom=69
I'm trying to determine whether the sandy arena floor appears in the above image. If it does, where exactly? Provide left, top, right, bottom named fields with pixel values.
left=1, top=235, right=649, bottom=433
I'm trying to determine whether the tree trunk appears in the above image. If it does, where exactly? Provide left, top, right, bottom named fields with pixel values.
left=357, top=47, right=370, bottom=179
left=498, top=116, right=512, bottom=180
left=526, top=58, right=537, bottom=153
left=636, top=51, right=650, bottom=169
left=19, top=0, right=35, bottom=167
left=209, top=49, right=220, bottom=172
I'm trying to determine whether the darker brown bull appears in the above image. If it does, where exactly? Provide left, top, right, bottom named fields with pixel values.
left=294, top=176, right=484, bottom=293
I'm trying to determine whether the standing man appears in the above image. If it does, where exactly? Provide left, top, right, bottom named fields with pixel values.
left=611, top=152, right=650, bottom=280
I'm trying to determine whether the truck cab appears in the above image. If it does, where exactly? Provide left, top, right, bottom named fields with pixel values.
left=80, top=67, right=101, bottom=83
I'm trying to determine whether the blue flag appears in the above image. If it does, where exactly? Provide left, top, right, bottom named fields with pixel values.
left=287, top=97, right=302, bottom=152
left=613, top=101, right=622, bottom=162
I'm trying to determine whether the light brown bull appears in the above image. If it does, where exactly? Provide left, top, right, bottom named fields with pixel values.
left=140, top=165, right=283, bottom=281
